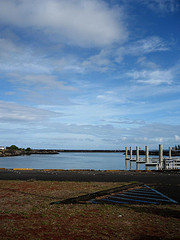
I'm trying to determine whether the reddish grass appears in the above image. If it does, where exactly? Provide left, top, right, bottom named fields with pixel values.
left=0, top=180, right=179, bottom=240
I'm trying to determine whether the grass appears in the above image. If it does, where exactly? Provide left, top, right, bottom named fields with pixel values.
left=0, top=180, right=179, bottom=240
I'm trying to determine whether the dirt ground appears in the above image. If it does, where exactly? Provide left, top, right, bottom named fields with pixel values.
left=0, top=169, right=180, bottom=202
left=0, top=180, right=179, bottom=240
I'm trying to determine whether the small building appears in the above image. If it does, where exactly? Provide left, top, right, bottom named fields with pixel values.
left=0, top=146, right=5, bottom=150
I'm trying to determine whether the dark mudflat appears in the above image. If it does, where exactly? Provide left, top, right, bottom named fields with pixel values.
left=0, top=169, right=179, bottom=202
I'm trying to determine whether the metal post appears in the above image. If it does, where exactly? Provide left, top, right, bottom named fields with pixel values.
left=136, top=146, right=139, bottom=170
left=145, top=146, right=149, bottom=170
left=159, top=144, right=163, bottom=170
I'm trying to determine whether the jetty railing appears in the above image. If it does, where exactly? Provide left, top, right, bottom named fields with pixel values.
left=125, top=144, right=180, bottom=170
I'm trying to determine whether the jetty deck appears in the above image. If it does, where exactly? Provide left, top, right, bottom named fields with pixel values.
left=125, top=145, right=180, bottom=170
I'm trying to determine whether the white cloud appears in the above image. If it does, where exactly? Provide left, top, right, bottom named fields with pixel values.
left=4, top=73, right=77, bottom=105
left=0, top=0, right=179, bottom=150
left=0, top=37, right=84, bottom=76
left=127, top=36, right=169, bottom=54
left=107, top=118, right=146, bottom=125
left=137, top=57, right=159, bottom=69
left=9, top=74, right=77, bottom=91
left=139, top=0, right=180, bottom=13
left=115, top=76, right=180, bottom=101
left=80, top=36, right=169, bottom=71
left=175, top=135, right=180, bottom=141
left=83, top=48, right=112, bottom=71
left=115, top=36, right=169, bottom=63
left=127, top=69, right=173, bottom=85
left=0, top=100, right=179, bottom=148
left=0, top=38, right=21, bottom=56
left=0, top=0, right=128, bottom=47
left=0, top=101, right=59, bottom=123
left=81, top=35, right=170, bottom=72
left=153, top=137, right=164, bottom=143
left=0, top=38, right=51, bottom=74
left=97, top=90, right=125, bottom=103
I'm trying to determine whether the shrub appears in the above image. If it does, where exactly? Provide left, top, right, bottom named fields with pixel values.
left=8, top=145, right=19, bottom=150
left=26, top=147, right=32, bottom=151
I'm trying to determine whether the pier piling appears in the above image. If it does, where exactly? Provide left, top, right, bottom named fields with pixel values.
left=125, top=147, right=128, bottom=159
left=159, top=144, right=163, bottom=170
left=169, top=147, right=171, bottom=159
left=125, top=147, right=128, bottom=169
left=145, top=146, right=149, bottom=170
left=136, top=146, right=139, bottom=170
left=124, top=144, right=179, bottom=171
left=130, top=146, right=133, bottom=170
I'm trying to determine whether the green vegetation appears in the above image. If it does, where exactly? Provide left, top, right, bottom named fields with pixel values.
left=6, top=145, right=32, bottom=151
left=26, top=147, right=32, bottom=151
left=6, top=145, right=19, bottom=150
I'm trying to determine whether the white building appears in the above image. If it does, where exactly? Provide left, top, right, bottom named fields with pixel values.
left=0, top=146, right=5, bottom=150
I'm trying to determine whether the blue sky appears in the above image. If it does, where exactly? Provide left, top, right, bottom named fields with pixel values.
left=0, top=0, right=180, bottom=150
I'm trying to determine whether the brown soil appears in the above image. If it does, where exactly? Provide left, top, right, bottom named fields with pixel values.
left=0, top=169, right=179, bottom=202
left=0, top=180, right=179, bottom=240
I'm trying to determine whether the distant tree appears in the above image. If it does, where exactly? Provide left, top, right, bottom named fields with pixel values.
left=26, top=147, right=31, bottom=151
left=8, top=145, right=19, bottom=150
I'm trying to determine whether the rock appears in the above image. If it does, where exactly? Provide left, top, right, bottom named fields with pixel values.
left=0, top=149, right=59, bottom=157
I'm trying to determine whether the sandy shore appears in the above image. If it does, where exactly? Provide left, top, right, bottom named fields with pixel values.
left=0, top=169, right=179, bottom=202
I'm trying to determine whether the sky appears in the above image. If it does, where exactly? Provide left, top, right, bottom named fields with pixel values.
left=0, top=0, right=180, bottom=150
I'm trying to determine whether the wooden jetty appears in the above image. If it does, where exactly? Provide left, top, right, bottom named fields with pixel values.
left=125, top=144, right=180, bottom=170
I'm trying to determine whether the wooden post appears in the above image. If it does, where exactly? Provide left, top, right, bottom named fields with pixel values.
left=145, top=146, right=149, bottom=170
left=136, top=146, right=139, bottom=170
left=159, top=144, right=163, bottom=170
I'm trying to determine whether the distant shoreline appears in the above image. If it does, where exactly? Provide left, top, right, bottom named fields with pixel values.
left=56, top=149, right=124, bottom=152
left=1, top=148, right=180, bottom=157
left=0, top=149, right=59, bottom=157
left=56, top=149, right=180, bottom=156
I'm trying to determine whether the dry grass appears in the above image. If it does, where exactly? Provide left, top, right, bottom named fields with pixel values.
left=0, top=180, right=179, bottom=240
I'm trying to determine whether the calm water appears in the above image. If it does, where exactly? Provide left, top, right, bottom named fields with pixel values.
left=0, top=152, right=151, bottom=170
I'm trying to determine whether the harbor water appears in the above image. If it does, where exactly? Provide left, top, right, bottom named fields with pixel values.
left=0, top=152, right=158, bottom=170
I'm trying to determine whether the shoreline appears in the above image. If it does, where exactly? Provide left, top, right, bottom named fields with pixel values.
left=1, top=148, right=180, bottom=157
left=0, top=149, right=59, bottom=157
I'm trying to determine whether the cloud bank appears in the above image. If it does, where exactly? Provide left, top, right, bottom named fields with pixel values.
left=0, top=0, right=128, bottom=47
left=0, top=0, right=179, bottom=150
